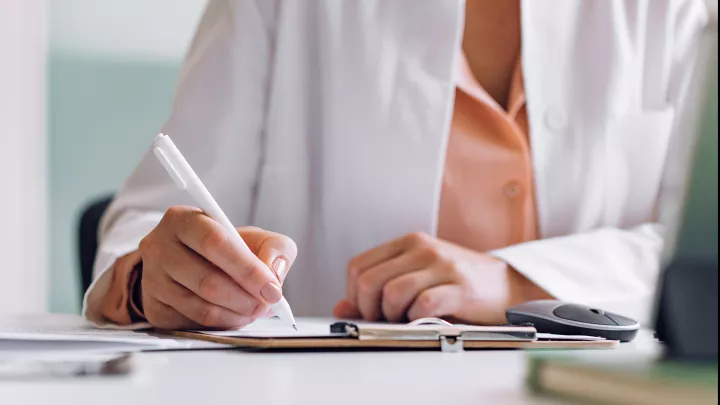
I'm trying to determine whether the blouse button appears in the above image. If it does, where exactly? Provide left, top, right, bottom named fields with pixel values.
left=504, top=181, right=523, bottom=199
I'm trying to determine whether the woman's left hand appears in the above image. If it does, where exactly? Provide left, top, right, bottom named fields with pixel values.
left=333, top=232, right=551, bottom=325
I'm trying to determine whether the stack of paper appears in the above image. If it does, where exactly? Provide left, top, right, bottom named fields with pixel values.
left=0, top=314, right=222, bottom=359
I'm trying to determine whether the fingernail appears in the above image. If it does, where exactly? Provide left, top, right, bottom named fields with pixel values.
left=273, top=257, right=288, bottom=281
left=260, top=282, right=283, bottom=304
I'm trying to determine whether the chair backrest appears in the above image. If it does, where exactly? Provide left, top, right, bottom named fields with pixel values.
left=77, top=195, right=114, bottom=305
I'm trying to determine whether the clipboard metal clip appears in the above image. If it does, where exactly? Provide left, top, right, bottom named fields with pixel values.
left=413, top=318, right=464, bottom=352
left=440, top=336, right=464, bottom=353
left=329, top=318, right=537, bottom=353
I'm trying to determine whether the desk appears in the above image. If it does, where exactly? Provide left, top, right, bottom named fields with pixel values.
left=0, top=315, right=658, bottom=405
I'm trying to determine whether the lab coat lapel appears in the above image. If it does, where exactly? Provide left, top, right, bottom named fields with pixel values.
left=255, top=1, right=464, bottom=314
left=521, top=0, right=585, bottom=238
left=323, top=0, right=465, bottom=257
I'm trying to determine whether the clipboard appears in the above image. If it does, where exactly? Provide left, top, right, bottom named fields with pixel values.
left=169, top=318, right=619, bottom=352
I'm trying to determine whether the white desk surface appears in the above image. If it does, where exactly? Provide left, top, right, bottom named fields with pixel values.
left=0, top=314, right=658, bottom=405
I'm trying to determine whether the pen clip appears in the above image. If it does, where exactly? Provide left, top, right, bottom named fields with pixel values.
left=154, top=147, right=187, bottom=190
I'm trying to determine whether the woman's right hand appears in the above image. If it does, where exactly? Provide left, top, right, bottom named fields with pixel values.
left=138, top=206, right=297, bottom=330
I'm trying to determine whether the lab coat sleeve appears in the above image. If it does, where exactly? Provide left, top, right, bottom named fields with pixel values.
left=491, top=224, right=665, bottom=324
left=491, top=0, right=709, bottom=325
left=82, top=0, right=280, bottom=328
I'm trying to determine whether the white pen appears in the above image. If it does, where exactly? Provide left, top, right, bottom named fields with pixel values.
left=152, top=133, right=297, bottom=330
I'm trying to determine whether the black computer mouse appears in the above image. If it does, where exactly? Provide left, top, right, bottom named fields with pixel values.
left=506, top=300, right=640, bottom=342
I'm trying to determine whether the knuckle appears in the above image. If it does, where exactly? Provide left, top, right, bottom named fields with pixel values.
left=236, top=262, right=268, bottom=288
left=138, top=233, right=164, bottom=260
left=177, top=286, right=194, bottom=300
left=347, top=260, right=362, bottom=279
left=164, top=206, right=202, bottom=233
left=444, top=260, right=461, bottom=277
left=419, top=245, right=442, bottom=262
left=200, top=227, right=227, bottom=253
left=245, top=263, right=266, bottom=278
left=138, top=235, right=154, bottom=256
left=164, top=205, right=186, bottom=222
left=170, top=277, right=195, bottom=299
left=347, top=256, right=360, bottom=271
left=199, top=305, right=222, bottom=327
left=382, top=283, right=401, bottom=305
left=416, top=291, right=437, bottom=313
left=356, top=276, right=376, bottom=295
left=283, top=236, right=298, bottom=259
left=197, top=272, right=220, bottom=299
left=406, top=231, right=430, bottom=246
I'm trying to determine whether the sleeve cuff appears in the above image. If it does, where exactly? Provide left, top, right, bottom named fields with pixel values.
left=489, top=224, right=665, bottom=324
left=82, top=210, right=162, bottom=329
left=98, top=250, right=145, bottom=326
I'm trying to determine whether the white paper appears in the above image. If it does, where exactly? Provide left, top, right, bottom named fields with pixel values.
left=0, top=325, right=178, bottom=346
left=196, top=317, right=341, bottom=338
left=0, top=314, right=185, bottom=355
left=0, top=331, right=176, bottom=345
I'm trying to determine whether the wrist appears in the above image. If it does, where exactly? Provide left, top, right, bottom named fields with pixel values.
left=506, top=264, right=552, bottom=307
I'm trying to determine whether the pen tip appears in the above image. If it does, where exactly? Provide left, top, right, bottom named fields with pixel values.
left=292, top=324, right=298, bottom=331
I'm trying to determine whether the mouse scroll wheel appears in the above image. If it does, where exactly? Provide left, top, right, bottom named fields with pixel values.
left=552, top=305, right=617, bottom=325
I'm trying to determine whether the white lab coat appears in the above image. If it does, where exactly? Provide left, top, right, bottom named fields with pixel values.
left=84, top=0, right=709, bottom=327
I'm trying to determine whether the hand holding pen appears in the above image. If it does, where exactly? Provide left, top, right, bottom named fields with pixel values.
left=135, top=134, right=297, bottom=330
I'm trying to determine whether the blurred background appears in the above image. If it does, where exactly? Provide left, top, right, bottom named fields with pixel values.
left=0, top=0, right=717, bottom=316
left=48, top=0, right=208, bottom=314
left=1, top=0, right=207, bottom=314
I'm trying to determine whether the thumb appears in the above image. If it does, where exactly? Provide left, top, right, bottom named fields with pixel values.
left=238, top=227, right=298, bottom=284
left=333, top=299, right=362, bottom=319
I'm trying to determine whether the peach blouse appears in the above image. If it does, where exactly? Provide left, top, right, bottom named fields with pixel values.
left=437, top=53, right=538, bottom=251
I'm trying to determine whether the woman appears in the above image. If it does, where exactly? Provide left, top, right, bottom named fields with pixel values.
left=84, top=0, right=708, bottom=329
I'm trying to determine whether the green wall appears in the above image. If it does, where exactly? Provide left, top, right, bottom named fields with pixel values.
left=676, top=62, right=719, bottom=259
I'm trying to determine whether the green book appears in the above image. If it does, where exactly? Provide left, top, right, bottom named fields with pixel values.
left=527, top=352, right=718, bottom=405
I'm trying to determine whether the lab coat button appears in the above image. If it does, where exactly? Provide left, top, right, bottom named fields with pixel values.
left=544, top=108, right=567, bottom=130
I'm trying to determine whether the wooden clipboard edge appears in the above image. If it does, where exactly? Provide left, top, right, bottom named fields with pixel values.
left=169, top=330, right=619, bottom=350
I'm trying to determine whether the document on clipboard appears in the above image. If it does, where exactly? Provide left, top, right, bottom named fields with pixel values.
left=169, top=317, right=618, bottom=352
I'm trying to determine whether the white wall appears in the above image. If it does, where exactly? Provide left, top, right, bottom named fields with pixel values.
left=0, top=1, right=48, bottom=313
left=50, top=0, right=207, bottom=60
